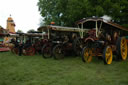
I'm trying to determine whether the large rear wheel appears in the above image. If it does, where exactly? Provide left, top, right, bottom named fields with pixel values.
left=103, top=46, right=113, bottom=65
left=116, top=37, right=127, bottom=60
left=82, top=46, right=93, bottom=63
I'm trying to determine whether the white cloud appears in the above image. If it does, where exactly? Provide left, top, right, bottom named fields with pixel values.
left=0, top=0, right=41, bottom=33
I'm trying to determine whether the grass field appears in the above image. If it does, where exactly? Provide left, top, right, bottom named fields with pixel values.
left=0, top=52, right=128, bottom=85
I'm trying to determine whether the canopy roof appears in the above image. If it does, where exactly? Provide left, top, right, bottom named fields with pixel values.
left=76, top=17, right=128, bottom=31
left=0, top=33, right=9, bottom=36
left=0, top=33, right=43, bottom=37
left=38, top=25, right=88, bottom=32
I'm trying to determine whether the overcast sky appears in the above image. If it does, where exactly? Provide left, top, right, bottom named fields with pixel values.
left=0, top=0, right=41, bottom=33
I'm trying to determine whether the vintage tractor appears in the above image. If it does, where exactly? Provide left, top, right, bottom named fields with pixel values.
left=76, top=17, right=128, bottom=64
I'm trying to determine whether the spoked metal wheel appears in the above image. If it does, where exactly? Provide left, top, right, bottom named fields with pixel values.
left=10, top=44, right=15, bottom=53
left=41, top=44, right=52, bottom=58
left=103, top=46, right=113, bottom=65
left=10, top=47, right=15, bottom=53
left=82, top=46, right=93, bottom=63
left=53, top=44, right=64, bottom=60
left=116, top=37, right=127, bottom=60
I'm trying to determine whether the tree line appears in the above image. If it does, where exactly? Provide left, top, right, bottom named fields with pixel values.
left=38, top=0, right=128, bottom=27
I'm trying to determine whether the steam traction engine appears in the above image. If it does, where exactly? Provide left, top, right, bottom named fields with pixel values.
left=76, top=18, right=128, bottom=64
left=38, top=25, right=87, bottom=59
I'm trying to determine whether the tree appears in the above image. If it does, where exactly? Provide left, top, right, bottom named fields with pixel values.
left=17, top=29, right=23, bottom=33
left=38, top=0, right=128, bottom=27
left=27, top=29, right=36, bottom=33
left=0, top=25, right=3, bottom=28
left=39, top=18, right=45, bottom=26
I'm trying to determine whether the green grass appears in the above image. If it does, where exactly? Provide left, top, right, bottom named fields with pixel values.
left=0, top=52, right=128, bottom=85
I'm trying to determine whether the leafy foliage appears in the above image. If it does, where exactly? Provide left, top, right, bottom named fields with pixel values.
left=38, top=0, right=128, bottom=27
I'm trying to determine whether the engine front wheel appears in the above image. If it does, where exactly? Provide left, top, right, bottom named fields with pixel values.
left=53, top=44, right=64, bottom=60
left=103, top=46, right=113, bottom=65
left=41, top=44, right=52, bottom=58
left=82, top=46, right=93, bottom=63
left=23, top=46, right=35, bottom=56
left=14, top=48, right=19, bottom=54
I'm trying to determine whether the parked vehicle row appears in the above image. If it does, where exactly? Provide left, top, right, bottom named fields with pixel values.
left=6, top=17, right=128, bottom=65
left=38, top=17, right=128, bottom=64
